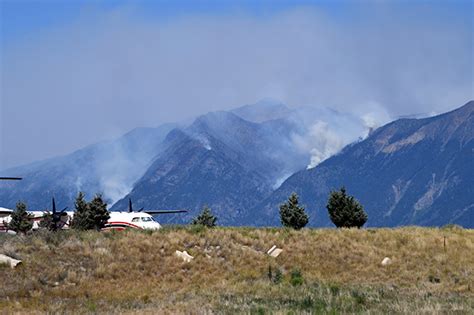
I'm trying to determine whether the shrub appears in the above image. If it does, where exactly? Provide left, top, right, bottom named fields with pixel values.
left=191, top=206, right=217, bottom=227
left=273, top=268, right=283, bottom=284
left=327, top=187, right=368, bottom=228
left=8, top=201, right=33, bottom=234
left=329, top=284, right=340, bottom=296
left=290, top=269, right=304, bottom=286
left=267, top=265, right=283, bottom=284
left=279, top=193, right=309, bottom=230
left=351, top=289, right=367, bottom=305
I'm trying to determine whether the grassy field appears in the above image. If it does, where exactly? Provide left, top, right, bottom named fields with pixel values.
left=1, top=226, right=473, bottom=314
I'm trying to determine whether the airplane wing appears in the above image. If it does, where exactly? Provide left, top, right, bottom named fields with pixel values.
left=28, top=211, right=69, bottom=219
left=0, top=207, right=13, bottom=215
left=144, top=210, right=188, bottom=214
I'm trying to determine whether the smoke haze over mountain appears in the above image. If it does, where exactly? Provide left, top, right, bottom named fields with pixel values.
left=1, top=1, right=472, bottom=169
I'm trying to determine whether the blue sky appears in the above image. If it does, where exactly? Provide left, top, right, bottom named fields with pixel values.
left=5, top=0, right=470, bottom=45
left=1, top=0, right=473, bottom=169
left=2, top=0, right=346, bottom=43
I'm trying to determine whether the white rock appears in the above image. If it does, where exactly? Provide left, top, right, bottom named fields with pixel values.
left=267, top=245, right=277, bottom=254
left=381, top=257, right=392, bottom=266
left=175, top=250, right=194, bottom=263
left=0, top=254, right=22, bottom=268
left=267, top=245, right=283, bottom=258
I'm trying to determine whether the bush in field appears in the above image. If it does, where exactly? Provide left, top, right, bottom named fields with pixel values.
left=273, top=268, right=283, bottom=284
left=327, top=187, right=367, bottom=228
left=191, top=206, right=217, bottom=227
left=290, top=269, right=304, bottom=286
left=71, top=192, right=110, bottom=231
left=279, top=193, right=309, bottom=229
left=267, top=265, right=283, bottom=284
left=8, top=201, right=33, bottom=234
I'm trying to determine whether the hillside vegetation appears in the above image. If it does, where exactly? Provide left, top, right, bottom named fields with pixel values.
left=1, top=227, right=473, bottom=314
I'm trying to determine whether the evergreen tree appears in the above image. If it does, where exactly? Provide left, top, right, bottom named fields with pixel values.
left=88, top=194, right=110, bottom=231
left=279, top=193, right=309, bottom=229
left=70, top=192, right=90, bottom=230
left=71, top=192, right=110, bottom=230
left=327, top=187, right=368, bottom=228
left=8, top=201, right=33, bottom=234
left=191, top=206, right=217, bottom=227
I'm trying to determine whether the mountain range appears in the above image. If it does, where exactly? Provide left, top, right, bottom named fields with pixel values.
left=0, top=123, right=176, bottom=209
left=1, top=100, right=472, bottom=227
left=254, top=101, right=474, bottom=227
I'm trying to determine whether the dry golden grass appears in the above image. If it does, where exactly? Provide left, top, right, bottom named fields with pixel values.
left=0, top=226, right=473, bottom=314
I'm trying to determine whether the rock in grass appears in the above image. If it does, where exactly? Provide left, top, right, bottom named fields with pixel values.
left=0, top=254, right=22, bottom=268
left=175, top=250, right=194, bottom=263
left=267, top=245, right=283, bottom=258
left=381, top=257, right=392, bottom=266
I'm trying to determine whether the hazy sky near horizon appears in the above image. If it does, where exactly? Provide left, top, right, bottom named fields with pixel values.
left=1, top=0, right=473, bottom=169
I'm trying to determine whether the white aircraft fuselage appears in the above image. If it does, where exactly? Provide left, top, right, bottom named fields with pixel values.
left=0, top=209, right=162, bottom=232
left=103, top=212, right=162, bottom=230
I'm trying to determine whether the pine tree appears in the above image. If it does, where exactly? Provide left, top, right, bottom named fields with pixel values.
left=71, top=192, right=110, bottom=230
left=88, top=194, right=110, bottom=231
left=327, top=187, right=368, bottom=228
left=279, top=193, right=309, bottom=229
left=191, top=206, right=217, bottom=227
left=70, top=192, right=90, bottom=230
left=8, top=201, right=33, bottom=234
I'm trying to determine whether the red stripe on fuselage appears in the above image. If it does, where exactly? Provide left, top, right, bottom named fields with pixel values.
left=102, top=227, right=126, bottom=231
left=105, top=221, right=143, bottom=229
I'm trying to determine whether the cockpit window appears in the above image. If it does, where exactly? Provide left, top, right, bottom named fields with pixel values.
left=141, top=217, right=152, bottom=222
left=131, top=217, right=140, bottom=222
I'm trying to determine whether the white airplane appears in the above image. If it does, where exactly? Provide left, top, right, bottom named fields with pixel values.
left=104, top=199, right=187, bottom=231
left=0, top=198, right=187, bottom=232
left=104, top=212, right=162, bottom=230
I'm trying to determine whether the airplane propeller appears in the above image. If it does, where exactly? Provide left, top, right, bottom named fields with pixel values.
left=128, top=198, right=144, bottom=212
left=48, top=197, right=68, bottom=231
left=0, top=177, right=22, bottom=180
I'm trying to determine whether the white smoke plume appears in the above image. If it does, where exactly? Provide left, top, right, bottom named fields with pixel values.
left=273, top=173, right=293, bottom=190
left=94, top=142, right=146, bottom=205
left=291, top=121, right=345, bottom=169
left=196, top=135, right=212, bottom=151
left=100, top=177, right=134, bottom=206
left=358, top=102, right=392, bottom=138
